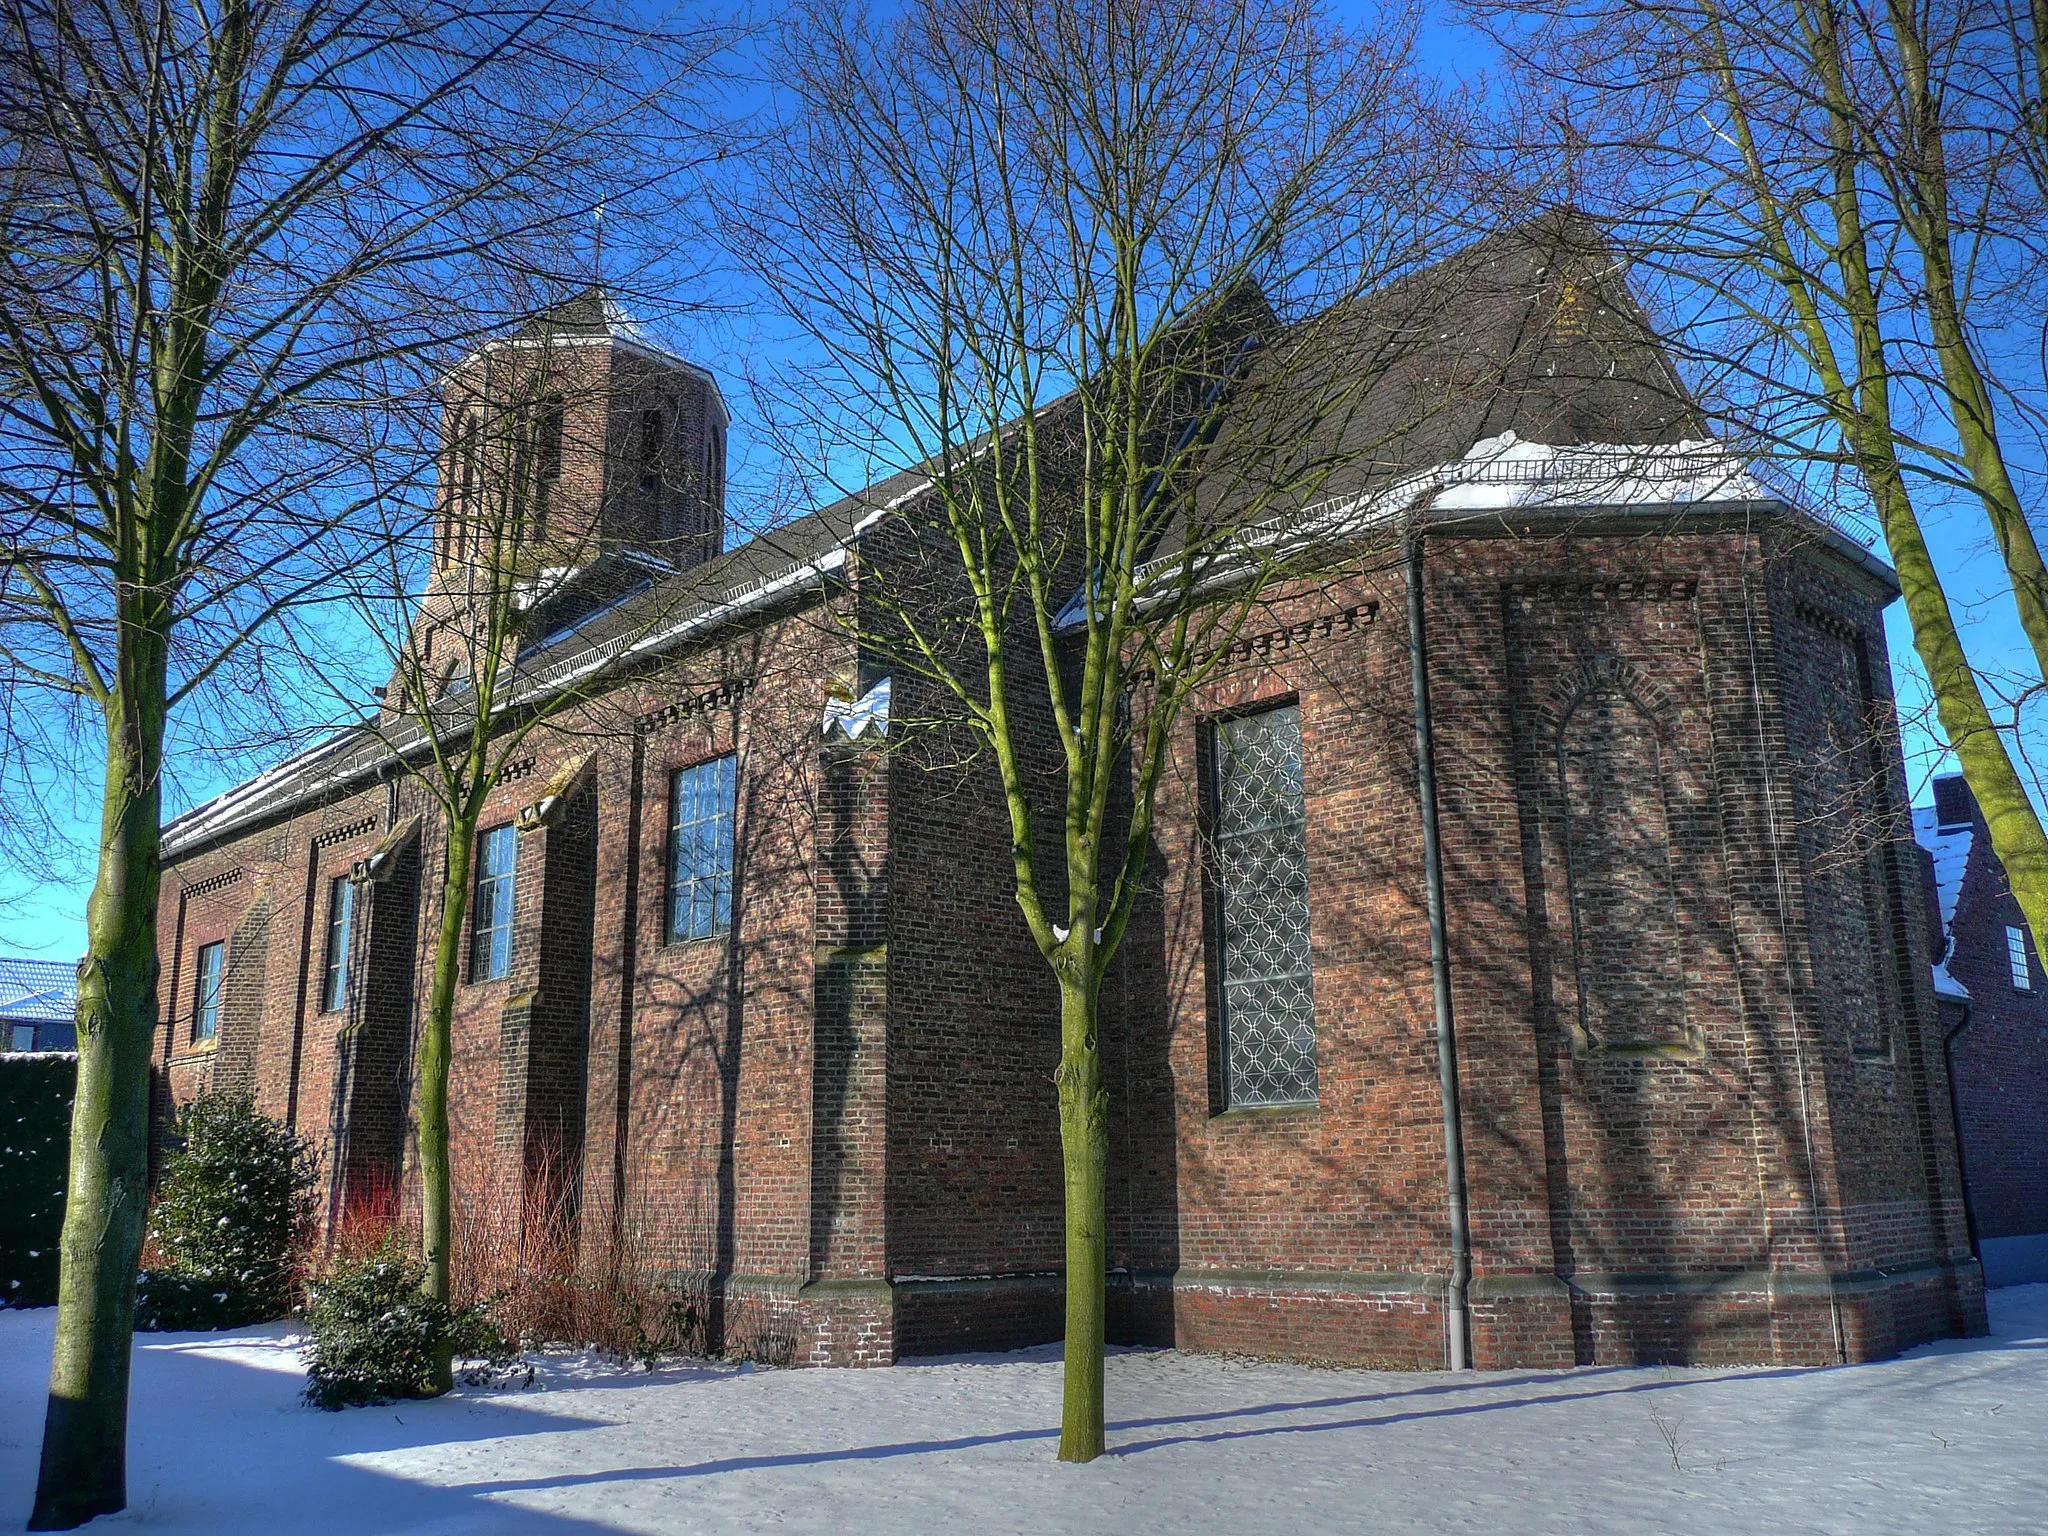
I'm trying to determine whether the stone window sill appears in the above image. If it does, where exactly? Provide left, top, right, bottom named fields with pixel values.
left=1209, top=1101, right=1319, bottom=1124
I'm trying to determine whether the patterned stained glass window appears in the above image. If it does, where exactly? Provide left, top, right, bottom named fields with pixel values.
left=321, top=875, right=354, bottom=1013
left=471, top=824, right=517, bottom=981
left=193, top=941, right=224, bottom=1045
left=1208, top=703, right=1317, bottom=1107
left=670, top=754, right=736, bottom=942
left=2009, top=925, right=2032, bottom=991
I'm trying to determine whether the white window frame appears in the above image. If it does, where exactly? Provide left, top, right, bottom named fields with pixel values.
left=321, top=874, right=354, bottom=1014
left=193, top=941, right=224, bottom=1044
left=471, top=824, right=518, bottom=981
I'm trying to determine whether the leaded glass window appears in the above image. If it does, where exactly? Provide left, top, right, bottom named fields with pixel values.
left=321, top=875, right=354, bottom=1014
left=193, top=941, right=224, bottom=1045
left=670, top=754, right=736, bottom=941
left=2010, top=925, right=2032, bottom=992
left=1208, top=703, right=1317, bottom=1107
left=471, top=824, right=517, bottom=981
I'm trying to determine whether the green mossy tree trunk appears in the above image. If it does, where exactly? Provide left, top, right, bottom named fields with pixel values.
left=1054, top=974, right=1108, bottom=1463
left=30, top=654, right=170, bottom=1530
left=1693, top=0, right=2048, bottom=956
left=416, top=806, right=478, bottom=1394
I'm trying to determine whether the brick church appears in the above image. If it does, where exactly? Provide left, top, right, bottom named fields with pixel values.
left=151, top=223, right=1985, bottom=1370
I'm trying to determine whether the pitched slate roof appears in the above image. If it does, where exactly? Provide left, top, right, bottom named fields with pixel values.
left=158, top=457, right=950, bottom=857
left=0, top=958, right=78, bottom=1023
left=1173, top=213, right=1700, bottom=540
left=1915, top=791, right=1978, bottom=1002
left=161, top=217, right=1890, bottom=857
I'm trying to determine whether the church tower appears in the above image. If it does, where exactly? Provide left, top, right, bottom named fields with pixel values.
left=434, top=288, right=726, bottom=577
left=397, top=291, right=728, bottom=704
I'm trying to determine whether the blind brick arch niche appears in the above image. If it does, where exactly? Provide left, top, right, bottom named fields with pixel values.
left=1504, top=575, right=1751, bottom=1307
left=1541, top=650, right=1696, bottom=1057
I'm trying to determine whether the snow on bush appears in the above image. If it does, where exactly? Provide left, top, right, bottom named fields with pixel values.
left=137, top=1091, right=315, bottom=1330
left=0, top=1052, right=73, bottom=1308
left=301, top=1235, right=520, bottom=1409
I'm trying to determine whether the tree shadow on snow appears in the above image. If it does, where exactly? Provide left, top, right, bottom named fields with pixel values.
left=68, top=1329, right=628, bottom=1534
left=444, top=1362, right=1815, bottom=1494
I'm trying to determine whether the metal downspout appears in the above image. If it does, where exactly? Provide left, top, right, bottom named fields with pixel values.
left=1406, top=530, right=1473, bottom=1370
left=1940, top=998, right=1981, bottom=1262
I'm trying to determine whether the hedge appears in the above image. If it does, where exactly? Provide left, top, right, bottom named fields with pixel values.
left=1, top=1052, right=76, bottom=1308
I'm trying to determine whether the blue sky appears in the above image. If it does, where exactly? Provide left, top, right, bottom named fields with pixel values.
left=0, top=2, right=2035, bottom=963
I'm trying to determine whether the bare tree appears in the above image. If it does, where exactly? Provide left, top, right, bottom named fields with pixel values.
left=741, top=0, right=1460, bottom=1460
left=0, top=0, right=722, bottom=1522
left=1468, top=0, right=2048, bottom=948
left=309, top=289, right=731, bottom=1386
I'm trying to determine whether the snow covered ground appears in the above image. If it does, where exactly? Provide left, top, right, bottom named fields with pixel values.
left=4, top=1287, right=2045, bottom=1535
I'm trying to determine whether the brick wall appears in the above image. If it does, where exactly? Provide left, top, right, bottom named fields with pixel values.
left=150, top=507, right=1984, bottom=1373
left=1939, top=792, right=2048, bottom=1270
left=1136, top=520, right=1980, bottom=1369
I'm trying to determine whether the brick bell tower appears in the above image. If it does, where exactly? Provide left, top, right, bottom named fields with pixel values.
left=393, top=289, right=729, bottom=706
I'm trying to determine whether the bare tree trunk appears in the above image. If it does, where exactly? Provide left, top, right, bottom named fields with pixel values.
left=31, top=669, right=166, bottom=1530
left=1866, top=456, right=2048, bottom=954
left=1054, top=973, right=1107, bottom=1463
left=417, top=810, right=476, bottom=1393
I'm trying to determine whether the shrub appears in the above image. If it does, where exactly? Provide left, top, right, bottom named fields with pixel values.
left=138, top=1091, right=315, bottom=1330
left=0, top=1053, right=74, bottom=1308
left=301, top=1235, right=520, bottom=1410
left=450, top=1162, right=710, bottom=1366
left=135, top=1271, right=260, bottom=1331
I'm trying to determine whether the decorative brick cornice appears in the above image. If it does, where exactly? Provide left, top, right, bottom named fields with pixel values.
left=1791, top=600, right=1865, bottom=645
left=1504, top=578, right=1698, bottom=603
left=312, top=814, right=379, bottom=849
left=636, top=677, right=755, bottom=734
left=1129, top=603, right=1376, bottom=686
left=182, top=867, right=244, bottom=900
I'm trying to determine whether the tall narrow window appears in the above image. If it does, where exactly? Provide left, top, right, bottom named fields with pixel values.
left=1207, top=703, right=1317, bottom=1108
left=452, top=414, right=479, bottom=566
left=471, top=824, right=517, bottom=981
left=321, top=875, right=354, bottom=1013
left=2009, top=925, right=2032, bottom=991
left=640, top=406, right=667, bottom=534
left=640, top=408, right=663, bottom=486
left=193, top=941, right=224, bottom=1045
left=533, top=396, right=564, bottom=537
left=670, top=755, right=736, bottom=941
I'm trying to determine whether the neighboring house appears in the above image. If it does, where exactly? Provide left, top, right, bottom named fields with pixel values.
left=149, top=218, right=1982, bottom=1372
left=0, top=958, right=79, bottom=1053
left=1916, top=774, right=2048, bottom=1286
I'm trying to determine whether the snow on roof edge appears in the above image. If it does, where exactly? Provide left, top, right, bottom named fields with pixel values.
left=160, top=546, right=851, bottom=860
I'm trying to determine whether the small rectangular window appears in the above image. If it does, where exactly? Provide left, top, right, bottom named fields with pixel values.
left=669, top=755, right=736, bottom=942
left=471, top=824, right=518, bottom=981
left=322, top=875, right=354, bottom=1013
left=1207, top=703, right=1317, bottom=1108
left=193, top=941, right=224, bottom=1045
left=2009, top=925, right=2032, bottom=991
